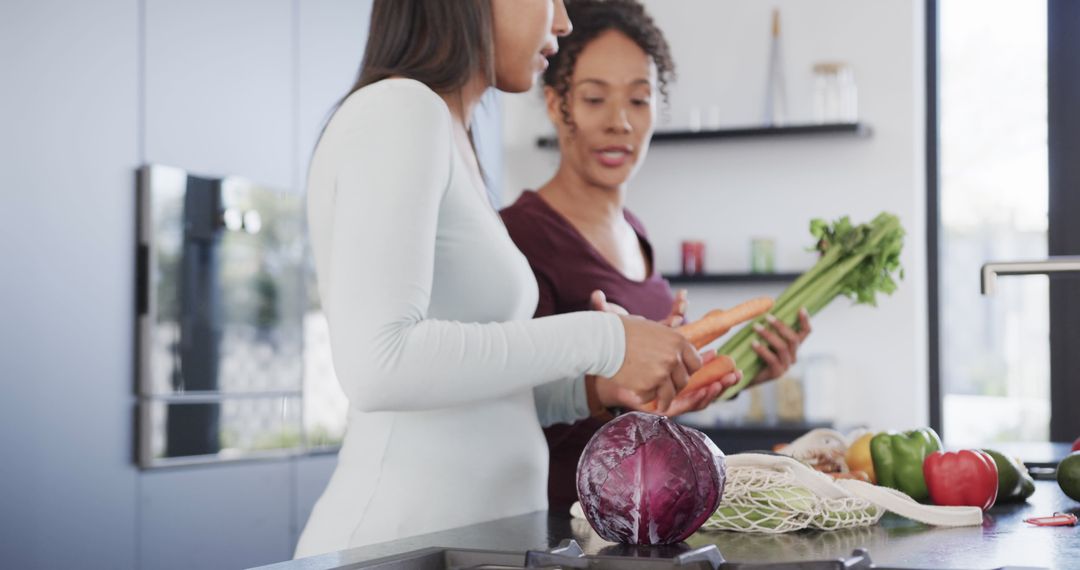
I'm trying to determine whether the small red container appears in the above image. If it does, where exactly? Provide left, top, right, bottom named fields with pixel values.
left=681, top=241, right=705, bottom=275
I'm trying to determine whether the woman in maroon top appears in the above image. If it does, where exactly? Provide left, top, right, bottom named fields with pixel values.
left=501, top=0, right=812, bottom=513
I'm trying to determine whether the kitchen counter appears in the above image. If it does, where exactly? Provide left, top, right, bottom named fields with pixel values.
left=259, top=480, right=1079, bottom=570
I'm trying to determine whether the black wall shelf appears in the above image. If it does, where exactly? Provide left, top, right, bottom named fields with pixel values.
left=536, top=122, right=872, bottom=149
left=663, top=272, right=802, bottom=285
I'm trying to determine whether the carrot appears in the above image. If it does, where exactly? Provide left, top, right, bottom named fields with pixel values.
left=640, top=354, right=737, bottom=412
left=676, top=296, right=775, bottom=349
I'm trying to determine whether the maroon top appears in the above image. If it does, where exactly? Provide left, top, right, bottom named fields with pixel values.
left=500, top=190, right=675, bottom=512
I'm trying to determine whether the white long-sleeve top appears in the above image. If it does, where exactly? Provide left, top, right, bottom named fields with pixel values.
left=294, top=78, right=627, bottom=558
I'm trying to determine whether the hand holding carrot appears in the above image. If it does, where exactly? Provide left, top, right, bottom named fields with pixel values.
left=639, top=353, right=741, bottom=412
left=589, top=290, right=769, bottom=413
left=595, top=351, right=743, bottom=417
left=633, top=296, right=773, bottom=411
left=608, top=316, right=700, bottom=413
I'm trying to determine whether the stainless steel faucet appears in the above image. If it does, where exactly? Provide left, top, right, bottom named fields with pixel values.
left=980, top=256, right=1080, bottom=295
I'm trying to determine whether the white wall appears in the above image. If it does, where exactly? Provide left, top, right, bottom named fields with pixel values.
left=501, top=0, right=928, bottom=431
left=1, top=1, right=509, bottom=569
left=1, top=1, right=139, bottom=567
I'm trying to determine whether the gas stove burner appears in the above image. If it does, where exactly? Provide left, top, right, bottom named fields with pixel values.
left=354, top=540, right=897, bottom=570
left=518, top=539, right=725, bottom=569
left=346, top=540, right=1050, bottom=570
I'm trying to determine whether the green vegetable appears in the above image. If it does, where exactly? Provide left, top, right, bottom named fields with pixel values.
left=1059, top=452, right=1080, bottom=502
left=812, top=503, right=882, bottom=530
left=870, top=428, right=942, bottom=502
left=982, top=448, right=1036, bottom=503
left=709, top=486, right=816, bottom=531
left=712, top=505, right=791, bottom=531
left=716, top=213, right=905, bottom=399
left=708, top=484, right=881, bottom=532
left=1018, top=469, right=1036, bottom=501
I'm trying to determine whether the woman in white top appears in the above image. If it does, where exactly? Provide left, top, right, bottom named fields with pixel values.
left=295, top=0, right=707, bottom=558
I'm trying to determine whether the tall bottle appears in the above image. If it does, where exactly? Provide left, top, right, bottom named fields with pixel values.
left=763, top=8, right=788, bottom=126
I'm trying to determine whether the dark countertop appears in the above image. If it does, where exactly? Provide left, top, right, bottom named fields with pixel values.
left=258, top=480, right=1079, bottom=570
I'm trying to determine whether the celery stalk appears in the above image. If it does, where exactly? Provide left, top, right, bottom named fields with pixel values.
left=716, top=213, right=905, bottom=400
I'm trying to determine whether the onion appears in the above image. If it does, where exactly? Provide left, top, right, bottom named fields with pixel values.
left=576, top=412, right=726, bottom=544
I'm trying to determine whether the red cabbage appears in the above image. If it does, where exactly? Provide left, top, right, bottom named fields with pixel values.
left=576, top=411, right=726, bottom=544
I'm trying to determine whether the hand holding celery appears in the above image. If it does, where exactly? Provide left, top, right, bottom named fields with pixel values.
left=716, top=212, right=906, bottom=400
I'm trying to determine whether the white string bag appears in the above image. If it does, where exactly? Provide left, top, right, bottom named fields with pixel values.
left=702, top=453, right=883, bottom=533
left=569, top=451, right=984, bottom=536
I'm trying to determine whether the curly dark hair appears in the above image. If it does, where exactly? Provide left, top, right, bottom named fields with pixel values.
left=542, top=0, right=676, bottom=129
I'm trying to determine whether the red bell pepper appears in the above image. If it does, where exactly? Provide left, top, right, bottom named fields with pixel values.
left=923, top=449, right=999, bottom=510
left=1071, top=436, right=1079, bottom=452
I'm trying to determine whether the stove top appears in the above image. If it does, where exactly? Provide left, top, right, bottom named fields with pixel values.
left=345, top=540, right=1043, bottom=570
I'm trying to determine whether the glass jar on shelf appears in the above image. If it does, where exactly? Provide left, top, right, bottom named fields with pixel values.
left=813, top=62, right=858, bottom=124
left=750, top=237, right=776, bottom=274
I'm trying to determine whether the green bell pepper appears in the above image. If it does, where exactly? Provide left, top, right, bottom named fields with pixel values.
left=870, top=428, right=942, bottom=502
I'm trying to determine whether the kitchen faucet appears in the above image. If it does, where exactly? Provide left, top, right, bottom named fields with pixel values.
left=980, top=256, right=1080, bottom=295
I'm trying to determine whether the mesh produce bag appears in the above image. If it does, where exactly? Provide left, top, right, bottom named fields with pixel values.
left=570, top=451, right=983, bottom=537
left=701, top=453, right=883, bottom=533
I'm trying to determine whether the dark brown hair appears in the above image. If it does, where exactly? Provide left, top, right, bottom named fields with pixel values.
left=323, top=0, right=496, bottom=183
left=345, top=0, right=495, bottom=100
left=542, top=0, right=676, bottom=128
